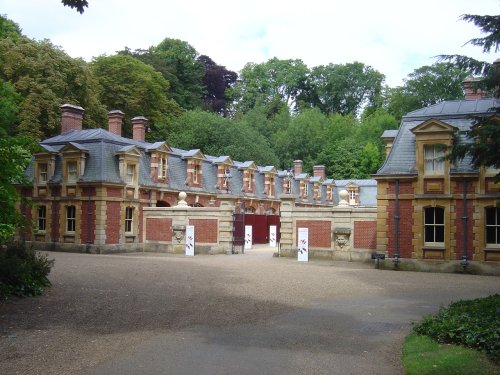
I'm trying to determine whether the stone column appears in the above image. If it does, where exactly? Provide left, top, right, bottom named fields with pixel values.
left=217, top=195, right=237, bottom=254
left=171, top=192, right=189, bottom=253
left=279, top=193, right=296, bottom=256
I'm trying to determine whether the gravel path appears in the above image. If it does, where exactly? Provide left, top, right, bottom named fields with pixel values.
left=1, top=248, right=499, bottom=374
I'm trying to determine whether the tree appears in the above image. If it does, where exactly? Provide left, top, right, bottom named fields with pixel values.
left=440, top=13, right=500, bottom=179
left=167, top=110, right=279, bottom=166
left=0, top=136, right=34, bottom=243
left=62, top=0, right=88, bottom=14
left=0, top=37, right=107, bottom=141
left=385, top=63, right=469, bottom=121
left=91, top=54, right=182, bottom=138
left=197, top=55, right=237, bottom=116
left=231, top=58, right=309, bottom=114
left=0, top=15, right=22, bottom=40
left=303, top=62, right=385, bottom=116
left=0, top=79, right=23, bottom=136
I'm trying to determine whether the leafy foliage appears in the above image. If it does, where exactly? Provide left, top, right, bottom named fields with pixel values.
left=0, top=242, right=54, bottom=299
left=413, top=294, right=500, bottom=360
left=0, top=15, right=23, bottom=40
left=0, top=78, right=23, bottom=136
left=61, top=0, right=89, bottom=14
left=0, top=136, right=36, bottom=244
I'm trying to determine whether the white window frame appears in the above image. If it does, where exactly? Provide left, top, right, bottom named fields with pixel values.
left=424, top=207, right=445, bottom=246
left=38, top=205, right=46, bottom=231
left=39, top=163, right=48, bottom=183
left=424, top=145, right=445, bottom=175
left=126, top=164, right=135, bottom=184
left=485, top=207, right=500, bottom=246
left=193, top=163, right=199, bottom=184
left=67, top=161, right=77, bottom=183
left=303, top=182, right=308, bottom=197
left=66, top=205, right=76, bottom=233
left=158, top=156, right=167, bottom=179
left=125, top=206, right=134, bottom=233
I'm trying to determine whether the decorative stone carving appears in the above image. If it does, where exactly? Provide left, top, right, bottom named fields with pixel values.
left=175, top=191, right=188, bottom=207
left=333, top=227, right=351, bottom=250
left=172, top=224, right=186, bottom=243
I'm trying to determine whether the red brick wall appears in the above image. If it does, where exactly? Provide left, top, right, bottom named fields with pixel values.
left=189, top=219, right=218, bottom=243
left=80, top=200, right=96, bottom=244
left=453, top=180, right=475, bottom=194
left=138, top=204, right=144, bottom=243
left=386, top=199, right=413, bottom=258
left=353, top=221, right=376, bottom=249
left=107, top=187, right=122, bottom=198
left=296, top=220, right=331, bottom=248
left=388, top=181, right=413, bottom=194
left=146, top=218, right=172, bottom=241
left=454, top=199, right=474, bottom=260
left=106, top=201, right=121, bottom=244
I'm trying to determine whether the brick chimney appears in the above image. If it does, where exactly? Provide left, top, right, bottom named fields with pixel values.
left=462, top=77, right=486, bottom=100
left=132, top=116, right=148, bottom=142
left=313, top=165, right=326, bottom=180
left=108, top=110, right=125, bottom=136
left=294, top=160, right=303, bottom=175
left=60, top=104, right=84, bottom=134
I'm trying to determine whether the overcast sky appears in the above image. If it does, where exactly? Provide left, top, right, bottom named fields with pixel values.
left=1, top=0, right=498, bottom=86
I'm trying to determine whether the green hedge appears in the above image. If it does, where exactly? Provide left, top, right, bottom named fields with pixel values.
left=0, top=242, right=54, bottom=299
left=413, top=294, right=500, bottom=360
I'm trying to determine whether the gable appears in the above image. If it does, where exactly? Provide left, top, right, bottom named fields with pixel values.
left=411, top=119, right=457, bottom=135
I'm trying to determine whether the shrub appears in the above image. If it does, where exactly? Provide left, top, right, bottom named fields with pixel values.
left=0, top=241, right=54, bottom=299
left=413, top=294, right=500, bottom=360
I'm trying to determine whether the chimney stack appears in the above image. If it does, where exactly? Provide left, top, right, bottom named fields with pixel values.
left=108, top=110, right=125, bottom=136
left=462, top=77, right=486, bottom=100
left=60, top=104, right=84, bottom=134
left=132, top=116, right=148, bottom=142
left=294, top=160, right=303, bottom=175
left=313, top=165, right=326, bottom=180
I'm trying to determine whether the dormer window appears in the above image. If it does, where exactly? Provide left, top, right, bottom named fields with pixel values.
left=67, top=161, right=77, bottom=183
left=39, top=163, right=48, bottom=183
left=303, top=182, right=308, bottom=197
left=248, top=171, right=254, bottom=191
left=193, top=163, right=200, bottom=184
left=158, top=156, right=167, bottom=179
left=424, top=145, right=445, bottom=175
left=126, top=164, right=135, bottom=184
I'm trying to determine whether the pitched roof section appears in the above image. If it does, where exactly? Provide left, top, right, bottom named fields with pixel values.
left=376, top=98, right=500, bottom=176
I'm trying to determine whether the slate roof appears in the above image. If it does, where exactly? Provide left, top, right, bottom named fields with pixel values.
left=30, top=125, right=377, bottom=206
left=376, top=98, right=500, bottom=176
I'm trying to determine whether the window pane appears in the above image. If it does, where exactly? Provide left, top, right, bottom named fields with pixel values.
left=486, top=227, right=496, bottom=244
left=425, top=226, right=434, bottom=242
left=496, top=208, right=500, bottom=225
left=435, top=208, right=444, bottom=224
left=486, top=207, right=495, bottom=225
left=425, top=208, right=434, bottom=224
left=435, top=226, right=444, bottom=243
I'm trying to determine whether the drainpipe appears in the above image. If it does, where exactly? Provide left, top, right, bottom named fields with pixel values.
left=51, top=189, right=57, bottom=251
left=86, top=187, right=92, bottom=253
left=393, top=179, right=400, bottom=269
left=461, top=180, right=469, bottom=269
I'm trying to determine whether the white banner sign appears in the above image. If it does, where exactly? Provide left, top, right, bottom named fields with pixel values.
left=297, top=227, right=309, bottom=262
left=244, top=225, right=253, bottom=249
left=185, top=225, right=195, bottom=256
left=269, top=225, right=277, bottom=247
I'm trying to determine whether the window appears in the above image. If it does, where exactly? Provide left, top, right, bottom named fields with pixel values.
left=303, top=182, right=308, bottom=197
left=268, top=176, right=274, bottom=196
left=193, top=164, right=199, bottom=184
left=126, top=164, right=135, bottom=184
left=158, top=156, right=167, bottom=179
left=287, top=179, right=292, bottom=194
left=125, top=207, right=134, bottom=233
left=424, top=207, right=444, bottom=245
left=424, top=145, right=445, bottom=174
left=67, top=161, right=77, bottom=183
left=66, top=206, right=76, bottom=232
left=39, top=163, right=48, bottom=183
left=245, top=207, right=255, bottom=214
left=38, top=206, right=46, bottom=231
left=486, top=207, right=500, bottom=245
left=248, top=171, right=253, bottom=191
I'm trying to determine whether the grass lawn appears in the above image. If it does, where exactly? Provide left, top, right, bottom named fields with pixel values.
left=403, top=333, right=500, bottom=375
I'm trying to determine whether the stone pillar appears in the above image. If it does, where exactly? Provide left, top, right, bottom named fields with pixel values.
left=217, top=195, right=238, bottom=254
left=279, top=193, right=296, bottom=255
left=171, top=192, right=189, bottom=253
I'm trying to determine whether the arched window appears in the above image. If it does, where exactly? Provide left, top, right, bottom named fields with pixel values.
left=245, top=206, right=255, bottom=214
left=156, top=201, right=170, bottom=207
left=485, top=207, right=500, bottom=245
left=265, top=207, right=276, bottom=215
left=424, top=207, right=444, bottom=245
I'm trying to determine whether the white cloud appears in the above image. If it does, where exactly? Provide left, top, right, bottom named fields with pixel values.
left=1, top=0, right=498, bottom=86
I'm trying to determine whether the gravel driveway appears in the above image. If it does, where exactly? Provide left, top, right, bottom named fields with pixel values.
left=1, top=248, right=499, bottom=375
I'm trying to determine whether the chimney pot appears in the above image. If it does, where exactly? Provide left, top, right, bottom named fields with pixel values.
left=132, top=116, right=148, bottom=142
left=313, top=165, right=326, bottom=180
left=108, top=110, right=125, bottom=136
left=60, top=104, right=84, bottom=134
left=462, top=77, right=486, bottom=100
left=294, top=160, right=303, bottom=175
